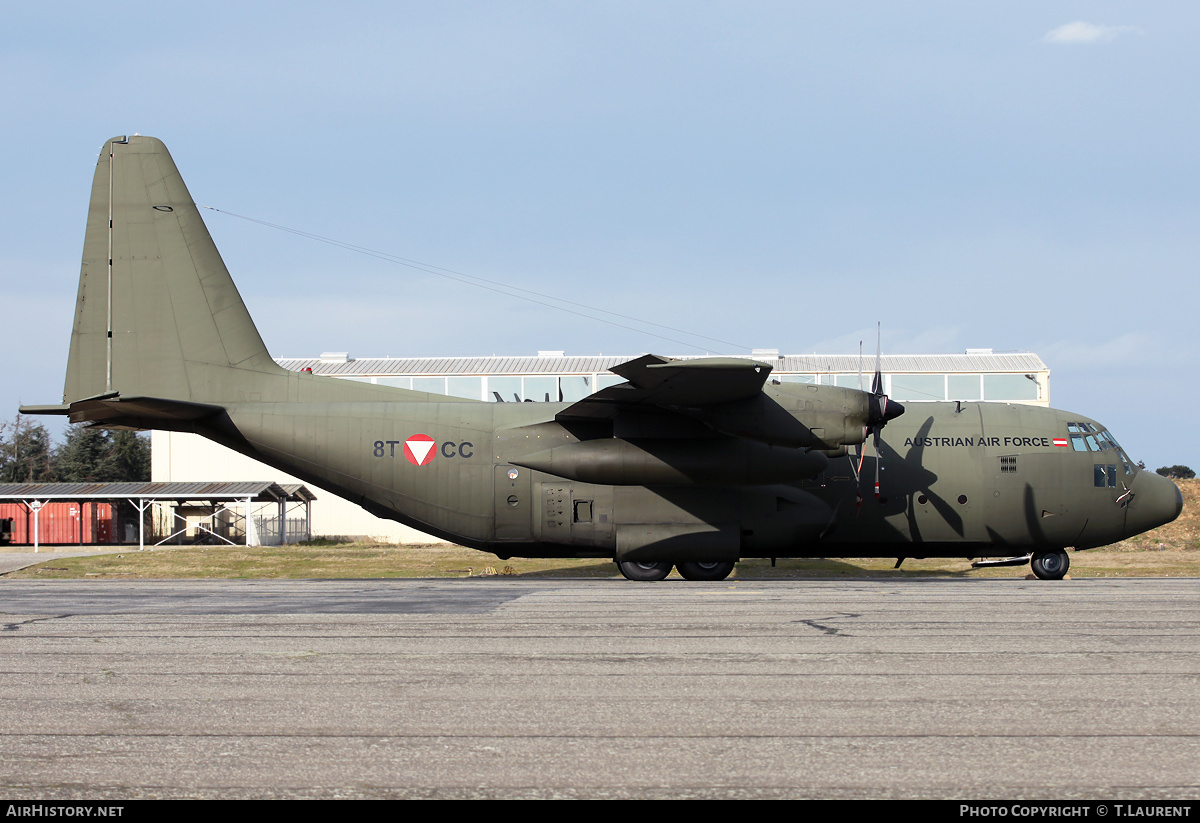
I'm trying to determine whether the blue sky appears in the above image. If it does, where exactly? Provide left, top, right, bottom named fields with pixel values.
left=3, top=2, right=1196, bottom=470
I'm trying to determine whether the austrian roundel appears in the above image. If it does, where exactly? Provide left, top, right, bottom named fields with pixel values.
left=403, top=434, right=437, bottom=466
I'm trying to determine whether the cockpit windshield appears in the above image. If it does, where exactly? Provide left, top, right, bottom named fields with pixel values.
left=1066, top=422, right=1137, bottom=475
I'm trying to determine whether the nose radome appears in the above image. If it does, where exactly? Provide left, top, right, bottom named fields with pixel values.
left=1126, top=471, right=1184, bottom=538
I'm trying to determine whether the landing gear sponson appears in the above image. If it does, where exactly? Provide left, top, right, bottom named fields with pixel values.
left=616, top=561, right=736, bottom=581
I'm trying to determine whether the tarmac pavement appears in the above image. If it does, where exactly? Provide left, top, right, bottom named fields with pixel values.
left=1, top=577, right=1197, bottom=799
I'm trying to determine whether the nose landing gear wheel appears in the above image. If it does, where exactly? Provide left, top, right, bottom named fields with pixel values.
left=675, top=561, right=735, bottom=581
left=1030, top=550, right=1070, bottom=580
left=617, top=561, right=673, bottom=581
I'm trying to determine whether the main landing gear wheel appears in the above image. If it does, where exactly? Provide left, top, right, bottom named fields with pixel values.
left=675, top=561, right=735, bottom=581
left=1030, top=550, right=1070, bottom=580
left=617, top=561, right=673, bottom=581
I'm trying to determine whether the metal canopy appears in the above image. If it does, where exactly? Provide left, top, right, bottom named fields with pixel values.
left=0, top=482, right=317, bottom=552
left=0, top=481, right=312, bottom=502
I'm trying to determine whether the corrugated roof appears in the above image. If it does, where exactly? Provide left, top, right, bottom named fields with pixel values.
left=0, top=482, right=316, bottom=502
left=275, top=351, right=1048, bottom=376
left=279, top=484, right=318, bottom=502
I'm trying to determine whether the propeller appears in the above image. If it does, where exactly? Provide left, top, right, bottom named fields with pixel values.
left=856, top=324, right=905, bottom=502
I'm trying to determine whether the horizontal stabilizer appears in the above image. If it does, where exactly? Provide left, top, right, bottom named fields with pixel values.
left=50, top=395, right=225, bottom=427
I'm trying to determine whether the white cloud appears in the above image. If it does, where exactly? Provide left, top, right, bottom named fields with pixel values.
left=1042, top=21, right=1140, bottom=44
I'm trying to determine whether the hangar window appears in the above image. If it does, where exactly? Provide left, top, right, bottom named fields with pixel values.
left=890, top=374, right=946, bottom=402
left=447, top=376, right=482, bottom=400
left=412, top=377, right=447, bottom=394
left=488, top=376, right=522, bottom=402
left=560, top=376, right=592, bottom=402
left=985, top=374, right=1039, bottom=401
left=524, top=376, right=557, bottom=402
left=948, top=374, right=981, bottom=401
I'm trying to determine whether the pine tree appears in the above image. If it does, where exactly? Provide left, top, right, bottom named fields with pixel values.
left=104, top=430, right=151, bottom=481
left=0, top=416, right=56, bottom=483
left=54, top=425, right=112, bottom=482
left=55, top=425, right=151, bottom=482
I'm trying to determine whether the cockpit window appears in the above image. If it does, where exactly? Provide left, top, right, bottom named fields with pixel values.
left=1117, top=448, right=1136, bottom=475
left=1102, top=433, right=1136, bottom=475
left=1068, top=422, right=1139, bottom=476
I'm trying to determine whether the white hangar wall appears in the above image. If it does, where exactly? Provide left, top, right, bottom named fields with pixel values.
left=150, top=431, right=438, bottom=543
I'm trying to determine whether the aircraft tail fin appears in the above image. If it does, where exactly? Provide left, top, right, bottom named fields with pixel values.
left=62, top=135, right=284, bottom=408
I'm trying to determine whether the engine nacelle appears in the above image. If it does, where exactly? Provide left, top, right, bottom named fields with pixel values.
left=696, top=384, right=875, bottom=449
left=513, top=437, right=828, bottom=485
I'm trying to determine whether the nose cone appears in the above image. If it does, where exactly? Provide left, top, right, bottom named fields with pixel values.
left=868, top=397, right=905, bottom=427
left=1125, top=470, right=1184, bottom=538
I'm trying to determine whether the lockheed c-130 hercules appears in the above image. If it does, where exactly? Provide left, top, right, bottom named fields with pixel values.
left=22, top=136, right=1183, bottom=581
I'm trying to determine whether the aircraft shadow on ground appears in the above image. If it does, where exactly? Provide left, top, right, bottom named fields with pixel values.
left=514, top=558, right=986, bottom=579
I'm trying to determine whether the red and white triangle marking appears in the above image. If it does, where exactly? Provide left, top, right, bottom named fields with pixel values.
left=404, top=434, right=437, bottom=466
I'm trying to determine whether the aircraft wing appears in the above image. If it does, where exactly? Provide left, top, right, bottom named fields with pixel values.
left=557, top=355, right=772, bottom=420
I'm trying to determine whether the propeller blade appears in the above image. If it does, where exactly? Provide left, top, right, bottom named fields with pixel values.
left=871, top=322, right=883, bottom=397
left=865, top=324, right=904, bottom=432
left=865, top=324, right=900, bottom=500
left=858, top=340, right=864, bottom=392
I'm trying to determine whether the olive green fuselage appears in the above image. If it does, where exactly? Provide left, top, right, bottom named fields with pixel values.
left=196, top=387, right=1175, bottom=563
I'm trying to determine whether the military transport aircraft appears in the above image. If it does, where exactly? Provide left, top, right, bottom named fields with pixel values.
left=21, top=136, right=1183, bottom=581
